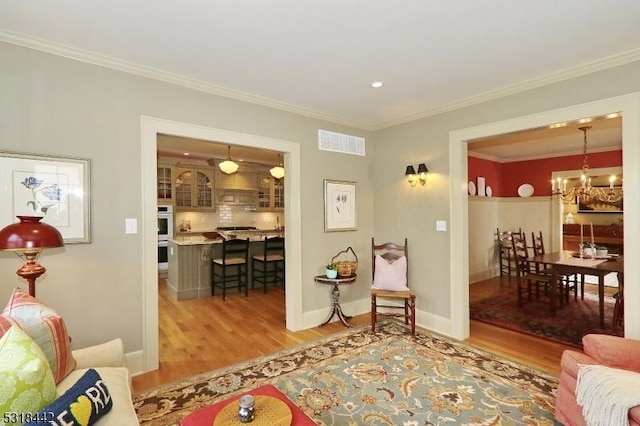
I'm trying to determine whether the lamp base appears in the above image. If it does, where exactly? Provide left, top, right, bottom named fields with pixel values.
left=16, top=261, right=45, bottom=297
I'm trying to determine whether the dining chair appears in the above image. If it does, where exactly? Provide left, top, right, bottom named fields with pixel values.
left=497, top=227, right=521, bottom=280
left=251, top=236, right=285, bottom=293
left=211, top=238, right=250, bottom=301
left=370, top=237, right=415, bottom=336
left=511, top=234, right=559, bottom=308
left=613, top=271, right=625, bottom=330
left=531, top=231, right=581, bottom=302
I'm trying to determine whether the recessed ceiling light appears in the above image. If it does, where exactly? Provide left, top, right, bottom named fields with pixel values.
left=370, top=81, right=384, bottom=88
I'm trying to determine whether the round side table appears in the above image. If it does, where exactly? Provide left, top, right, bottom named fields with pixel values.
left=314, top=274, right=357, bottom=327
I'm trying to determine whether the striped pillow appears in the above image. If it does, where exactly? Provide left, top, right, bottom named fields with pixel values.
left=2, top=288, right=77, bottom=384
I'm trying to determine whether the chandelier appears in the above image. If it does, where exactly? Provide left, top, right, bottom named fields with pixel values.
left=551, top=126, right=622, bottom=203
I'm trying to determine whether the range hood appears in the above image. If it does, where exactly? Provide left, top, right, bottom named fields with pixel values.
left=216, top=189, right=258, bottom=206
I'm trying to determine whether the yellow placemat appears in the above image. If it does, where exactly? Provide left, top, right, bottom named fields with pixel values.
left=213, top=395, right=292, bottom=426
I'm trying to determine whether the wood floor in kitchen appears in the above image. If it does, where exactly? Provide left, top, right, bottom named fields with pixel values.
left=132, top=276, right=574, bottom=393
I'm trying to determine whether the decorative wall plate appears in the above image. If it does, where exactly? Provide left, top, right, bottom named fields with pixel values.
left=468, top=181, right=476, bottom=195
left=517, top=183, right=534, bottom=197
left=485, top=186, right=493, bottom=197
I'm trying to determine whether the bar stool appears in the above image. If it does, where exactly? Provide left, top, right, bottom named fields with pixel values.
left=212, top=238, right=250, bottom=300
left=252, top=236, right=285, bottom=293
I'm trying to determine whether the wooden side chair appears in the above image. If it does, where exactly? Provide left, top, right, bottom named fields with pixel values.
left=212, top=238, right=250, bottom=301
left=251, top=236, right=285, bottom=293
left=497, top=227, right=521, bottom=280
left=531, top=230, right=581, bottom=302
left=370, top=237, right=415, bottom=336
left=511, top=234, right=558, bottom=309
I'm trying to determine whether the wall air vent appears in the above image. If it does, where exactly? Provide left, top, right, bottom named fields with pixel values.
left=318, top=130, right=366, bottom=156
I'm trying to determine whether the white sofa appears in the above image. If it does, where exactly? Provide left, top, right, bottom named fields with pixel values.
left=56, top=338, right=139, bottom=425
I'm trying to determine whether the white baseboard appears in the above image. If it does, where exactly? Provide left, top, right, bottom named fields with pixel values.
left=302, top=297, right=452, bottom=339
left=126, top=350, right=145, bottom=377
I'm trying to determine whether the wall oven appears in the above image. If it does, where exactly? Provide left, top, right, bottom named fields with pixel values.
left=157, top=205, right=173, bottom=271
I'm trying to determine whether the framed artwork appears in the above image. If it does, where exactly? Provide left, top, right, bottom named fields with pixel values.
left=577, top=187, right=623, bottom=213
left=324, top=179, right=356, bottom=232
left=0, top=151, right=91, bottom=243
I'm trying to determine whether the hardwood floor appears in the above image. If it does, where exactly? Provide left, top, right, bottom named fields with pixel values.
left=132, top=276, right=575, bottom=393
left=467, top=275, right=575, bottom=376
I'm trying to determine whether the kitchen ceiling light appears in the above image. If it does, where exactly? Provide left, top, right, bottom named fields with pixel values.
left=270, top=153, right=285, bottom=179
left=370, top=81, right=384, bottom=88
left=218, top=145, right=239, bottom=174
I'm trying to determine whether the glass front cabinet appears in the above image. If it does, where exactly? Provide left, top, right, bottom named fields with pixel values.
left=157, top=164, right=174, bottom=202
left=175, top=167, right=214, bottom=210
left=257, top=173, right=284, bottom=211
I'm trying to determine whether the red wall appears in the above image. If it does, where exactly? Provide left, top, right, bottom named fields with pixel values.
left=468, top=150, right=622, bottom=197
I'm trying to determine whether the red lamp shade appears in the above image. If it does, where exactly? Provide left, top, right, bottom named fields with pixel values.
left=0, top=216, right=64, bottom=296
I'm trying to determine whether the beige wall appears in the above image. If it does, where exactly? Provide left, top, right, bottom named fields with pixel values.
left=0, top=42, right=374, bottom=354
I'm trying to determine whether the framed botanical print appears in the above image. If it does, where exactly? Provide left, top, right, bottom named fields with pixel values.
left=324, top=179, right=356, bottom=232
left=0, top=151, right=91, bottom=243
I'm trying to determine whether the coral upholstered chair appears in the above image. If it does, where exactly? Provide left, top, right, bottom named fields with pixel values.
left=370, top=237, right=415, bottom=336
left=555, top=334, right=640, bottom=425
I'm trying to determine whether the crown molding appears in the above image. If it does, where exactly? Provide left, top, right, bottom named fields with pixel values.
left=0, top=29, right=374, bottom=131
left=468, top=145, right=622, bottom=163
left=374, top=49, right=640, bottom=130
left=2, top=29, right=639, bottom=132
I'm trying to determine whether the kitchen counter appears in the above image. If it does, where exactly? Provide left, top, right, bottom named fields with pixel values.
left=170, top=229, right=283, bottom=245
left=169, top=236, right=220, bottom=246
left=166, top=231, right=284, bottom=300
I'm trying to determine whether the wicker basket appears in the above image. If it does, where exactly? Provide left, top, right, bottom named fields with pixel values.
left=331, top=247, right=358, bottom=277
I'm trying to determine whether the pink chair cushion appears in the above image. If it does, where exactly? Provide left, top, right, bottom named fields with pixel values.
left=372, top=255, right=409, bottom=291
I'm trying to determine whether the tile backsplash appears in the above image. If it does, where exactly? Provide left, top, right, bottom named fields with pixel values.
left=175, top=205, right=283, bottom=233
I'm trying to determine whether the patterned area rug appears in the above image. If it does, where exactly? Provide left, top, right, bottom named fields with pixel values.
left=470, top=287, right=622, bottom=348
left=133, top=322, right=559, bottom=425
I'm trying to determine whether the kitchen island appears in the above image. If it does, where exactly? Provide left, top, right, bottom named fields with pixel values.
left=167, top=230, right=283, bottom=300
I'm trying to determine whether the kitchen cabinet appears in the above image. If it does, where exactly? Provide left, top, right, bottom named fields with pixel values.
left=157, top=163, right=174, bottom=203
left=175, top=166, right=214, bottom=210
left=257, top=173, right=284, bottom=211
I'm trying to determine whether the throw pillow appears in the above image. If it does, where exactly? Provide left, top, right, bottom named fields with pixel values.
left=0, top=314, right=18, bottom=334
left=25, top=369, right=113, bottom=426
left=0, top=326, right=57, bottom=426
left=372, top=255, right=409, bottom=291
left=3, top=288, right=77, bottom=384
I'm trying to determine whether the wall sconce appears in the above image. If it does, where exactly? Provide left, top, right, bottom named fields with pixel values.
left=405, top=163, right=429, bottom=187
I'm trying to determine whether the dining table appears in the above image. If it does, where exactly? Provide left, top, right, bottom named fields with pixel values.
left=528, top=250, right=624, bottom=327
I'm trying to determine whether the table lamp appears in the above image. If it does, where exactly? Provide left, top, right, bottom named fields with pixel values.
left=0, top=216, right=64, bottom=297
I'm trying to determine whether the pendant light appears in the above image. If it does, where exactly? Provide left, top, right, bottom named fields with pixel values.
left=270, top=153, right=285, bottom=179
left=218, top=145, right=239, bottom=174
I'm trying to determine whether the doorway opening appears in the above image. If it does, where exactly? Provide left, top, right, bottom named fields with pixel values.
left=141, top=116, right=303, bottom=373
left=449, top=93, right=640, bottom=342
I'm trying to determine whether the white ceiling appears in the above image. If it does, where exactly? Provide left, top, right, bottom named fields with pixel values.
left=0, top=1, right=635, bottom=159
